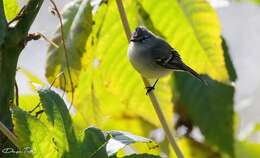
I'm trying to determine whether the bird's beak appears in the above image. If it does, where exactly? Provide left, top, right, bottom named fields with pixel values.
left=130, top=35, right=141, bottom=42
left=130, top=31, right=139, bottom=42
left=130, top=37, right=136, bottom=42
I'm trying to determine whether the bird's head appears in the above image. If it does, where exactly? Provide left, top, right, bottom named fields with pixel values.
left=130, top=26, right=153, bottom=42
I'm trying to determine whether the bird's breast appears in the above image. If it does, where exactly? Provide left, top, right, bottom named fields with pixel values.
left=127, top=42, right=171, bottom=78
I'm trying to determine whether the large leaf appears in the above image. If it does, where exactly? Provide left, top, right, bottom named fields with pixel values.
left=236, top=140, right=260, bottom=158
left=105, top=130, right=154, bottom=156
left=38, top=89, right=78, bottom=157
left=80, top=127, right=108, bottom=158
left=13, top=108, right=59, bottom=158
left=80, top=127, right=160, bottom=158
left=15, top=88, right=164, bottom=157
left=19, top=95, right=39, bottom=112
left=3, top=0, right=20, bottom=21
left=139, top=0, right=229, bottom=82
left=45, top=0, right=93, bottom=91
left=172, top=72, right=234, bottom=156
left=222, top=37, right=237, bottom=81
left=252, top=0, right=260, bottom=3
left=73, top=0, right=173, bottom=136
left=140, top=1, right=236, bottom=155
left=135, top=1, right=164, bottom=38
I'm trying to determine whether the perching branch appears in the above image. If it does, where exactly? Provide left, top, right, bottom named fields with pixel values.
left=115, top=0, right=184, bottom=158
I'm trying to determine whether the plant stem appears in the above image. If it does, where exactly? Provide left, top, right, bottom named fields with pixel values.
left=115, top=0, right=184, bottom=157
left=0, top=121, right=18, bottom=147
left=0, top=48, right=19, bottom=129
left=0, top=0, right=44, bottom=146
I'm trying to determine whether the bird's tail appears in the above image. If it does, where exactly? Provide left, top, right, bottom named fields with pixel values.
left=179, top=63, right=208, bottom=85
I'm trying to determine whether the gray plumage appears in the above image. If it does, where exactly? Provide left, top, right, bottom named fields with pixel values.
left=128, top=26, right=207, bottom=85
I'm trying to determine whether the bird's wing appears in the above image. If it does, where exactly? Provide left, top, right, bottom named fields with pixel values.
left=153, top=42, right=207, bottom=85
left=154, top=43, right=183, bottom=70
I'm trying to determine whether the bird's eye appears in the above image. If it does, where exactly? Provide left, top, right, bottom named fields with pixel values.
left=136, top=27, right=142, bottom=33
left=135, top=27, right=143, bottom=36
left=143, top=35, right=150, bottom=40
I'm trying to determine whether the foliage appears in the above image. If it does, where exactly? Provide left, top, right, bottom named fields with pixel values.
left=136, top=1, right=236, bottom=155
left=0, top=0, right=44, bottom=149
left=71, top=0, right=173, bottom=135
left=1, top=0, right=259, bottom=157
left=222, top=37, right=237, bottom=81
left=46, top=0, right=93, bottom=91
left=3, top=0, right=20, bottom=21
left=236, top=140, right=260, bottom=158
left=140, top=0, right=229, bottom=82
left=13, top=89, right=160, bottom=158
left=252, top=0, right=260, bottom=3
left=173, top=73, right=235, bottom=156
left=45, top=0, right=236, bottom=157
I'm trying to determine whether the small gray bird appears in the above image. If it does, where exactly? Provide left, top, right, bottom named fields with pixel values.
left=128, top=26, right=207, bottom=93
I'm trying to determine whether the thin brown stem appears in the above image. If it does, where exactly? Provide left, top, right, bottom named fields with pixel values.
left=115, top=0, right=184, bottom=157
left=49, top=0, right=74, bottom=108
left=38, top=32, right=59, bottom=48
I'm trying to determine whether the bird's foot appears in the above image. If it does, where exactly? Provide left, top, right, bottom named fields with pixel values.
left=145, top=79, right=159, bottom=95
left=145, top=86, right=155, bottom=95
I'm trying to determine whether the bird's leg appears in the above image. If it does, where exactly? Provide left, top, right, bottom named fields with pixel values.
left=146, top=79, right=159, bottom=95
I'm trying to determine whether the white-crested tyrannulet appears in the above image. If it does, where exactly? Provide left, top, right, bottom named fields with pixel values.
left=128, top=26, right=207, bottom=93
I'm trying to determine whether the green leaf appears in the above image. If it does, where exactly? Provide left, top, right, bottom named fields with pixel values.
left=19, top=95, right=39, bottom=111
left=252, top=0, right=260, bottom=3
left=3, top=0, right=20, bottom=21
left=38, top=89, right=78, bottom=157
left=80, top=127, right=108, bottom=158
left=74, top=0, right=173, bottom=136
left=139, top=0, right=229, bottom=82
left=0, top=1, right=7, bottom=46
left=122, top=154, right=161, bottom=158
left=135, top=1, right=164, bottom=38
left=222, top=37, right=237, bottom=81
left=105, top=130, right=153, bottom=156
left=172, top=73, right=234, bottom=156
left=45, top=0, right=93, bottom=91
left=13, top=108, right=59, bottom=158
left=253, top=123, right=260, bottom=132
left=236, top=141, right=260, bottom=158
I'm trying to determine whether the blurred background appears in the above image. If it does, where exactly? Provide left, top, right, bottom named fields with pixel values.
left=16, top=0, right=260, bottom=140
